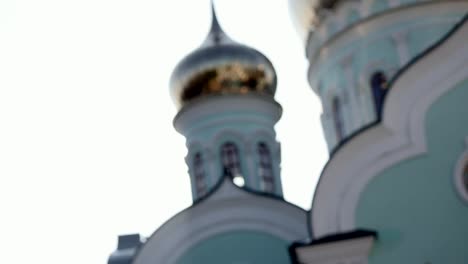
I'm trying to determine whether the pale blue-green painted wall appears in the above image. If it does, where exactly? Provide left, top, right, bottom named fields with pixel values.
left=370, top=0, right=389, bottom=14
left=314, top=0, right=427, bottom=58
left=176, top=230, right=291, bottom=264
left=184, top=104, right=283, bottom=201
left=314, top=8, right=465, bottom=152
left=356, top=79, right=468, bottom=263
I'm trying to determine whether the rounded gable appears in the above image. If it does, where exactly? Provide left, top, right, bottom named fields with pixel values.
left=133, top=177, right=308, bottom=264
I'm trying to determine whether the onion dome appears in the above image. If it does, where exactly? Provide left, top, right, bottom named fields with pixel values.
left=289, top=0, right=349, bottom=42
left=170, top=2, right=277, bottom=108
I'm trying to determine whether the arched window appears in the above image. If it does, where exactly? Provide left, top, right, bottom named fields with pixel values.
left=332, top=96, right=345, bottom=141
left=193, top=152, right=207, bottom=197
left=221, top=142, right=243, bottom=185
left=370, top=71, right=388, bottom=118
left=257, top=142, right=275, bottom=192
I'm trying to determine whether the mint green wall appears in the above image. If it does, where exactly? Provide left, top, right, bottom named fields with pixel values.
left=346, top=9, right=360, bottom=26
left=370, top=0, right=389, bottom=14
left=356, top=79, right=468, bottom=263
left=186, top=110, right=282, bottom=197
left=315, top=10, right=465, bottom=152
left=176, top=230, right=291, bottom=264
left=408, top=22, right=456, bottom=56
left=323, top=0, right=424, bottom=41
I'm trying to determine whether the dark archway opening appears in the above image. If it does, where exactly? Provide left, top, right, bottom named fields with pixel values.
left=370, top=71, right=389, bottom=118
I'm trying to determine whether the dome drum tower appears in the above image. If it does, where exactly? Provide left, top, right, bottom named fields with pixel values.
left=124, top=6, right=309, bottom=264
left=170, top=4, right=284, bottom=200
left=289, top=0, right=468, bottom=152
left=174, top=94, right=283, bottom=200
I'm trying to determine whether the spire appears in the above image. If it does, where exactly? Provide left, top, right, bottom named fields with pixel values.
left=203, top=0, right=233, bottom=46
left=210, top=0, right=222, bottom=44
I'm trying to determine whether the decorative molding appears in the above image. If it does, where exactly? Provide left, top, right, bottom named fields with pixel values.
left=341, top=54, right=362, bottom=131
left=173, top=94, right=282, bottom=135
left=307, top=1, right=468, bottom=91
left=320, top=112, right=335, bottom=151
left=202, top=147, right=216, bottom=162
left=311, top=19, right=468, bottom=237
left=133, top=178, right=308, bottom=264
left=391, top=30, right=410, bottom=66
left=248, top=129, right=279, bottom=155
left=335, top=2, right=348, bottom=29
left=322, top=84, right=340, bottom=115
left=212, top=129, right=247, bottom=151
left=321, top=84, right=345, bottom=150
left=174, top=95, right=284, bottom=199
left=185, top=140, right=204, bottom=162
left=244, top=148, right=258, bottom=189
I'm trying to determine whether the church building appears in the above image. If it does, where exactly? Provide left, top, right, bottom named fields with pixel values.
left=109, top=0, right=468, bottom=263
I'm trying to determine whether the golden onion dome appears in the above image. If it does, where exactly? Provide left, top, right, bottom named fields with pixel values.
left=169, top=2, right=277, bottom=109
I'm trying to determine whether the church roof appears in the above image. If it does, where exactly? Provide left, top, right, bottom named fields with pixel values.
left=132, top=174, right=309, bottom=264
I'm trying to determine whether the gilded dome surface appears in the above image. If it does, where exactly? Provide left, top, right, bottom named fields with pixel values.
left=170, top=3, right=277, bottom=108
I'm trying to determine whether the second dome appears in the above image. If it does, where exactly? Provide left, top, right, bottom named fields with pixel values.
left=170, top=3, right=277, bottom=109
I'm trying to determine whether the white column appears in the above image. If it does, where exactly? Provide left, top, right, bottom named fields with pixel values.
left=321, top=112, right=335, bottom=151
left=360, top=0, right=372, bottom=17
left=244, top=144, right=257, bottom=189
left=184, top=152, right=197, bottom=200
left=391, top=30, right=410, bottom=67
left=272, top=141, right=283, bottom=196
left=341, top=54, right=362, bottom=132
left=204, top=147, right=219, bottom=187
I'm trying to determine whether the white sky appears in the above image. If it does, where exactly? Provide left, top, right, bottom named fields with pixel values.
left=0, top=0, right=327, bottom=263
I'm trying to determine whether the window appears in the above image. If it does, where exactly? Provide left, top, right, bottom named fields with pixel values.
left=332, top=96, right=345, bottom=141
left=257, top=142, right=275, bottom=192
left=370, top=71, right=388, bottom=118
left=193, top=152, right=207, bottom=197
left=221, top=142, right=243, bottom=182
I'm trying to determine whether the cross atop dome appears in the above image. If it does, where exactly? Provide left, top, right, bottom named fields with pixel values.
left=203, top=1, right=232, bottom=46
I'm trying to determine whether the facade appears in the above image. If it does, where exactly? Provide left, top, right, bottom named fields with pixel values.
left=109, top=0, right=468, bottom=263
left=109, top=4, right=309, bottom=264
left=289, top=0, right=468, bottom=263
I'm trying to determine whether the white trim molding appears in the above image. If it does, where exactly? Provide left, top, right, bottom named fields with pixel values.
left=311, top=19, right=468, bottom=237
left=133, top=178, right=308, bottom=264
left=307, top=1, right=468, bottom=92
left=391, top=30, right=410, bottom=66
